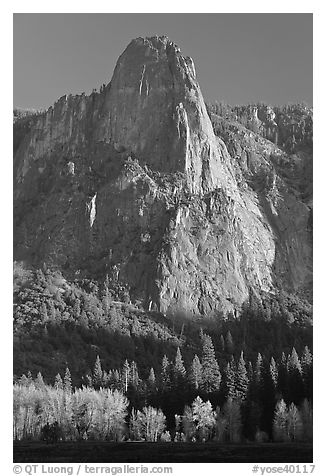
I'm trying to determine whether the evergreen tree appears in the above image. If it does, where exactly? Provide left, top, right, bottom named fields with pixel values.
left=234, top=351, right=249, bottom=401
left=35, top=372, right=45, bottom=389
left=278, top=352, right=289, bottom=399
left=287, top=347, right=302, bottom=373
left=64, top=367, right=72, bottom=393
left=254, top=352, right=264, bottom=398
left=301, top=346, right=313, bottom=399
left=223, top=357, right=236, bottom=400
left=130, top=361, right=140, bottom=389
left=19, top=374, right=29, bottom=387
left=189, top=354, right=202, bottom=391
left=261, top=358, right=278, bottom=437
left=27, top=370, right=33, bottom=384
left=173, top=347, right=186, bottom=384
left=301, top=346, right=312, bottom=370
left=102, top=370, right=109, bottom=388
left=270, top=357, right=278, bottom=390
left=243, top=360, right=262, bottom=440
left=273, top=399, right=288, bottom=442
left=160, top=355, right=171, bottom=391
left=54, top=373, right=63, bottom=390
left=247, top=361, right=254, bottom=383
left=148, top=368, right=156, bottom=390
left=200, top=333, right=221, bottom=393
left=287, top=348, right=304, bottom=404
left=85, top=374, right=93, bottom=388
left=93, top=355, right=103, bottom=388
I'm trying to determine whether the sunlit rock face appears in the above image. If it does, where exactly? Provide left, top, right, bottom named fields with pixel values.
left=13, top=36, right=312, bottom=317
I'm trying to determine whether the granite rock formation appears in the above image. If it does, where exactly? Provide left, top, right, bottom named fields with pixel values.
left=13, top=36, right=313, bottom=317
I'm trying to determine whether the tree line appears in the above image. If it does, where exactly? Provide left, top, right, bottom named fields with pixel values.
left=14, top=264, right=312, bottom=385
left=14, top=332, right=312, bottom=443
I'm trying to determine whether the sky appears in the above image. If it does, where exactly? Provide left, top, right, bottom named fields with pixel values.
left=14, top=13, right=313, bottom=111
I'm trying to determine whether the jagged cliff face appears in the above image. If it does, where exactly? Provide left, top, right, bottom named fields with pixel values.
left=13, top=36, right=312, bottom=316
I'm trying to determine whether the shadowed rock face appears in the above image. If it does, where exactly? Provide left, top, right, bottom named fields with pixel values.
left=13, top=36, right=312, bottom=317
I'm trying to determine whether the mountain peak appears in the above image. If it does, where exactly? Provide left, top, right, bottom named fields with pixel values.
left=129, top=35, right=180, bottom=52
left=13, top=38, right=312, bottom=317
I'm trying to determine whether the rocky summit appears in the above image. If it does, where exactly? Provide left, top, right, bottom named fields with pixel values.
left=13, top=36, right=312, bottom=317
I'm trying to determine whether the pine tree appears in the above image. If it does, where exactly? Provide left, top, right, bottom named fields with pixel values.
left=287, top=348, right=302, bottom=373
left=19, top=374, right=29, bottom=387
left=273, top=399, right=288, bottom=442
left=246, top=361, right=254, bottom=400
left=93, top=355, right=103, bottom=389
left=64, top=367, right=72, bottom=393
left=270, top=357, right=278, bottom=390
left=200, top=333, right=221, bottom=393
left=254, top=353, right=264, bottom=389
left=301, top=346, right=313, bottom=399
left=130, top=361, right=140, bottom=389
left=102, top=370, right=109, bottom=387
left=148, top=368, right=156, bottom=390
left=110, top=369, right=121, bottom=390
left=173, top=347, right=186, bottom=384
left=223, top=357, right=236, bottom=400
left=278, top=352, right=289, bottom=399
left=301, top=346, right=312, bottom=370
left=242, top=359, right=263, bottom=440
left=234, top=351, right=249, bottom=401
left=287, top=348, right=304, bottom=404
left=261, top=358, right=278, bottom=437
left=160, top=355, right=171, bottom=391
left=54, top=373, right=63, bottom=390
left=85, top=374, right=93, bottom=388
left=189, top=354, right=202, bottom=391
left=26, top=370, right=33, bottom=385
left=35, top=372, right=45, bottom=389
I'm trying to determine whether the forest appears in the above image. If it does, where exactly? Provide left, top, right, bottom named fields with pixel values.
left=13, top=263, right=312, bottom=444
